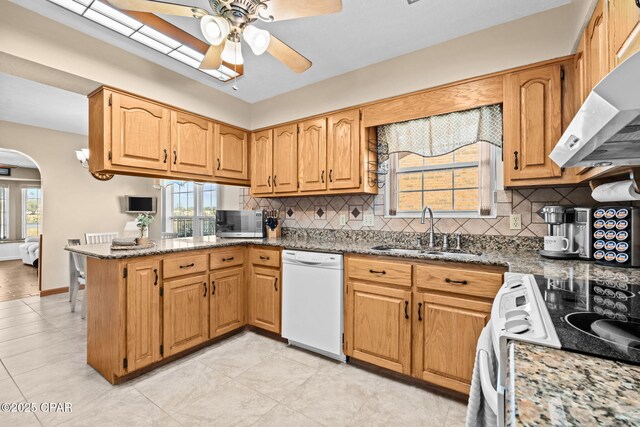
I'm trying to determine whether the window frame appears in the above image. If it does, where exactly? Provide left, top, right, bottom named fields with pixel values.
left=161, top=182, right=218, bottom=237
left=21, top=186, right=42, bottom=239
left=384, top=143, right=499, bottom=219
left=0, top=186, right=8, bottom=240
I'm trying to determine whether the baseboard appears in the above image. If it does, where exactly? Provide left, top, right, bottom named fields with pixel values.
left=40, top=287, right=68, bottom=297
left=0, top=257, right=22, bottom=262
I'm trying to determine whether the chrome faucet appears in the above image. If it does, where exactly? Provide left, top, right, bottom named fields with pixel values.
left=420, top=207, right=436, bottom=249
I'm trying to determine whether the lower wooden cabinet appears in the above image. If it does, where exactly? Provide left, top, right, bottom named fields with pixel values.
left=413, top=293, right=491, bottom=395
left=346, top=281, right=412, bottom=375
left=163, top=274, right=209, bottom=357
left=210, top=266, right=245, bottom=338
left=125, top=259, right=161, bottom=372
left=248, top=266, right=281, bottom=333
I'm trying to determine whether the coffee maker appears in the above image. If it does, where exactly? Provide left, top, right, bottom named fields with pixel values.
left=538, top=206, right=592, bottom=260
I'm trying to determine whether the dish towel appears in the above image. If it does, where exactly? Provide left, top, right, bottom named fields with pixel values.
left=466, top=325, right=498, bottom=427
left=111, top=238, right=137, bottom=247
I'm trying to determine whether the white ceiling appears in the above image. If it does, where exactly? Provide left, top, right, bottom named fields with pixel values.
left=0, top=72, right=88, bottom=135
left=13, top=0, right=570, bottom=103
left=0, top=149, right=39, bottom=169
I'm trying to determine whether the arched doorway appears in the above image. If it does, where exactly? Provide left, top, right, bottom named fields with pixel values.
left=0, top=149, right=42, bottom=302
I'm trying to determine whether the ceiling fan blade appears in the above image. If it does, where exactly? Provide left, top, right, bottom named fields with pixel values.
left=267, top=35, right=311, bottom=73
left=262, top=0, right=342, bottom=21
left=199, top=42, right=224, bottom=70
left=106, top=0, right=208, bottom=18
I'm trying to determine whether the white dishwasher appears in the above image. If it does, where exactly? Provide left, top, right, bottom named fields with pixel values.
left=282, top=250, right=345, bottom=362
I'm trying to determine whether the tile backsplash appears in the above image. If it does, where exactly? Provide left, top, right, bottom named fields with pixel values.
left=240, top=185, right=626, bottom=237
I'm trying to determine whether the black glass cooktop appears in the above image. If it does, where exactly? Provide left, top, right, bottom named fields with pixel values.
left=534, top=272, right=640, bottom=365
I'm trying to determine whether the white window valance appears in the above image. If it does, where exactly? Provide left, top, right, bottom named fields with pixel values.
left=377, top=104, right=503, bottom=162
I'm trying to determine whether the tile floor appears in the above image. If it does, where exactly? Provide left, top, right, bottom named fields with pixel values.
left=0, top=260, right=39, bottom=302
left=0, top=293, right=468, bottom=426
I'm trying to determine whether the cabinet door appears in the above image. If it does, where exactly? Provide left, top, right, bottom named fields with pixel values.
left=503, top=64, right=562, bottom=183
left=587, top=0, right=610, bottom=91
left=214, top=124, right=248, bottom=180
left=210, top=267, right=245, bottom=338
left=413, top=293, right=489, bottom=395
left=298, top=118, right=327, bottom=192
left=170, top=111, right=214, bottom=176
left=110, top=92, right=170, bottom=171
left=126, top=260, right=161, bottom=372
left=609, top=0, right=640, bottom=66
left=249, top=266, right=280, bottom=333
left=163, top=274, right=209, bottom=357
left=327, top=109, right=361, bottom=190
left=273, top=124, right=298, bottom=194
left=251, top=129, right=274, bottom=195
left=345, top=281, right=412, bottom=374
left=575, top=33, right=588, bottom=106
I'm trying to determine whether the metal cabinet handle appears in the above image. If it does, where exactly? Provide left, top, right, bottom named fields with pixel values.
left=404, top=301, right=409, bottom=319
left=222, top=257, right=234, bottom=262
left=369, top=269, right=386, bottom=275
left=274, top=277, right=278, bottom=292
left=153, top=268, right=158, bottom=286
left=445, top=278, right=468, bottom=285
left=163, top=149, right=167, bottom=163
left=329, top=169, right=333, bottom=182
left=418, top=302, right=423, bottom=322
left=513, top=151, right=519, bottom=170
left=321, top=170, right=325, bottom=183
left=179, top=263, right=195, bottom=269
left=273, top=175, right=277, bottom=187
left=267, top=176, right=271, bottom=187
left=636, top=0, right=640, bottom=9
left=203, top=282, right=207, bottom=297
left=217, top=158, right=221, bottom=170
left=173, top=150, right=177, bottom=165
left=260, top=256, right=270, bottom=261
left=212, top=281, right=216, bottom=295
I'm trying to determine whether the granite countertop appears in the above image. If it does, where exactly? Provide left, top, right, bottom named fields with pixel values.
left=507, top=341, right=640, bottom=426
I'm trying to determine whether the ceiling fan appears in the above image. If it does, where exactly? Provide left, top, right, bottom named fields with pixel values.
left=107, top=0, right=342, bottom=74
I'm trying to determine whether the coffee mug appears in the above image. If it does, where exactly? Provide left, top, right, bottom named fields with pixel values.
left=544, top=236, right=570, bottom=252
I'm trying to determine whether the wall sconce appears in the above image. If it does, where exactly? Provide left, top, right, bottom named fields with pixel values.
left=75, top=148, right=114, bottom=181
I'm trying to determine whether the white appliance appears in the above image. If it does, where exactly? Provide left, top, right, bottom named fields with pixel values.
left=473, top=273, right=560, bottom=427
left=281, top=250, right=345, bottom=362
left=550, top=50, right=640, bottom=168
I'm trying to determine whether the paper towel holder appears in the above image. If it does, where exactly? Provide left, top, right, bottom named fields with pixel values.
left=589, top=167, right=640, bottom=193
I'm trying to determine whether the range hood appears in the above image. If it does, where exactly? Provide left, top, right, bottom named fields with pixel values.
left=550, top=50, right=640, bottom=168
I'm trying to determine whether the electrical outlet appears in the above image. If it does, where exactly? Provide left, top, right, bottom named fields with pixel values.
left=363, top=214, right=375, bottom=227
left=510, top=214, right=522, bottom=230
left=339, top=214, right=347, bottom=226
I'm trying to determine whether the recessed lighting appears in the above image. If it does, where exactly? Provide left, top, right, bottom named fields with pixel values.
left=594, top=162, right=613, bottom=167
left=90, top=1, right=143, bottom=30
left=84, top=9, right=136, bottom=36
left=49, top=0, right=87, bottom=14
left=131, top=32, right=174, bottom=54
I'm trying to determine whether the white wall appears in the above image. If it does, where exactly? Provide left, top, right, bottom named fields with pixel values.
left=0, top=121, right=157, bottom=291
left=0, top=0, right=251, bottom=129
left=250, top=0, right=592, bottom=129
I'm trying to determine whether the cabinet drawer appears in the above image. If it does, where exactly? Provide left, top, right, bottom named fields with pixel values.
left=250, top=247, right=280, bottom=267
left=210, top=248, right=244, bottom=270
left=163, top=253, right=208, bottom=279
left=414, top=265, right=502, bottom=298
left=347, top=257, right=412, bottom=287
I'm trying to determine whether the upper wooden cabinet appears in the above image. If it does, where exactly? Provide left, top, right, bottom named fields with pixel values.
left=327, top=109, right=361, bottom=190
left=110, top=92, right=171, bottom=172
left=503, top=63, right=563, bottom=185
left=171, top=111, right=214, bottom=176
left=215, top=124, right=249, bottom=181
left=251, top=129, right=274, bottom=196
left=88, top=87, right=249, bottom=186
left=298, top=118, right=327, bottom=192
left=608, top=0, right=640, bottom=66
left=273, top=124, right=299, bottom=194
left=587, top=0, right=611, bottom=91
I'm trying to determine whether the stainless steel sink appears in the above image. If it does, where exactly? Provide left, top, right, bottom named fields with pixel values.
left=370, top=245, right=481, bottom=257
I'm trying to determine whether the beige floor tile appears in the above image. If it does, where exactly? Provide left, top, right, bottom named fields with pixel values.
left=0, top=319, right=56, bottom=343
left=135, top=359, right=231, bottom=415
left=253, top=404, right=322, bottom=427
left=0, top=377, right=24, bottom=402
left=0, top=304, right=36, bottom=319
left=0, top=299, right=27, bottom=309
left=0, top=312, right=44, bottom=330
left=0, top=329, right=69, bottom=358
left=2, top=337, right=82, bottom=376
left=348, top=378, right=451, bottom=426
left=0, top=361, right=9, bottom=380
left=280, top=362, right=382, bottom=426
left=171, top=381, right=277, bottom=426
left=276, top=345, right=339, bottom=370
left=0, top=378, right=40, bottom=426
left=236, top=352, right=319, bottom=401
left=58, top=387, right=179, bottom=427
left=445, top=399, right=468, bottom=427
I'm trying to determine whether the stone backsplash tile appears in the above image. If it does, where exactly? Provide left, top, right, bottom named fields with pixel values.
left=239, top=186, right=639, bottom=238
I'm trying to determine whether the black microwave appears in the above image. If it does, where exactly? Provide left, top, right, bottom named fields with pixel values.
left=215, top=210, right=265, bottom=238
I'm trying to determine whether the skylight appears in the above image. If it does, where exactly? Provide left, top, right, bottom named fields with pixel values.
left=47, top=0, right=233, bottom=82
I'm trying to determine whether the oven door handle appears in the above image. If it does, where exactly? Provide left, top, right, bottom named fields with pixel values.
left=478, top=349, right=499, bottom=416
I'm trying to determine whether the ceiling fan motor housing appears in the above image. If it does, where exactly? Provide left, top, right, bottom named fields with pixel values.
left=210, top=0, right=272, bottom=28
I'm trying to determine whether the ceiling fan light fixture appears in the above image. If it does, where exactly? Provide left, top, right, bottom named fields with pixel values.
left=221, top=40, right=244, bottom=65
left=243, top=25, right=270, bottom=55
left=200, top=15, right=229, bottom=46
